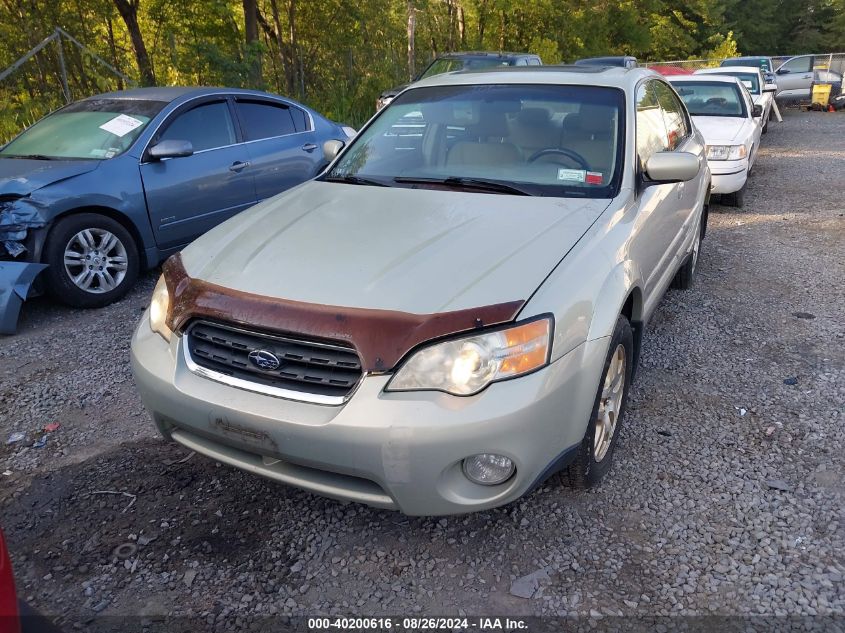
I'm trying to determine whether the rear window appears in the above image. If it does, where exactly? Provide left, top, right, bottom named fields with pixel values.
left=670, top=81, right=747, bottom=117
left=236, top=100, right=297, bottom=140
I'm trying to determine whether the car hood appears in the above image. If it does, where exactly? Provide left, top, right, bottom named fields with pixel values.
left=0, top=158, right=100, bottom=197
left=181, top=182, right=612, bottom=314
left=691, top=116, right=747, bottom=143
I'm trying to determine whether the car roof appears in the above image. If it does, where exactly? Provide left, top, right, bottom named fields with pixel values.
left=723, top=56, right=771, bottom=61
left=436, top=51, right=537, bottom=59
left=696, top=67, right=762, bottom=75
left=410, top=65, right=654, bottom=91
left=574, top=56, right=637, bottom=65
left=668, top=75, right=743, bottom=84
left=85, top=86, right=286, bottom=103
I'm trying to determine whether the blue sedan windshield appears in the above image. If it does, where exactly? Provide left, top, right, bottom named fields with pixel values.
left=0, top=99, right=166, bottom=160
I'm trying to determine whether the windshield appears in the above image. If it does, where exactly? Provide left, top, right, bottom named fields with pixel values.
left=722, top=58, right=772, bottom=73
left=419, top=57, right=513, bottom=79
left=326, top=84, right=625, bottom=198
left=0, top=99, right=165, bottom=160
left=670, top=82, right=747, bottom=117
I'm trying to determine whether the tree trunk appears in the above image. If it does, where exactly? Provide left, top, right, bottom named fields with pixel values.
left=112, top=0, right=155, bottom=86
left=458, top=5, right=466, bottom=47
left=407, top=0, right=416, bottom=80
left=242, top=0, right=261, bottom=84
left=477, top=0, right=488, bottom=47
left=107, top=17, right=124, bottom=90
left=288, top=0, right=299, bottom=98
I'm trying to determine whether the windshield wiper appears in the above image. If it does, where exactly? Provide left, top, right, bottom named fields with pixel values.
left=324, top=174, right=390, bottom=187
left=2, top=154, right=58, bottom=160
left=393, top=176, right=534, bottom=196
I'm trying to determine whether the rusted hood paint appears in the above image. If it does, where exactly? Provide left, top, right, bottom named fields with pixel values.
left=163, top=254, right=524, bottom=372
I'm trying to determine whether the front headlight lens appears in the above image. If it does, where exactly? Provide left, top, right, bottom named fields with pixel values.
left=386, top=317, right=552, bottom=396
left=705, top=144, right=747, bottom=160
left=149, top=275, right=172, bottom=342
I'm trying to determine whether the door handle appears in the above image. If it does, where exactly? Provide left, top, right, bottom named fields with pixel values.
left=301, top=143, right=318, bottom=152
left=229, top=161, right=250, bottom=172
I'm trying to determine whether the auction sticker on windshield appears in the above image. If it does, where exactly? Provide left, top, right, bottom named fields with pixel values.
left=99, top=114, right=144, bottom=137
left=558, top=168, right=586, bottom=182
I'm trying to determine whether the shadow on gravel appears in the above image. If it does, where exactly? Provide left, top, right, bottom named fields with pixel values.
left=2, top=437, right=555, bottom=576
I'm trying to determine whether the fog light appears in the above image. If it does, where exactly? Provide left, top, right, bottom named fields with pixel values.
left=462, top=454, right=515, bottom=486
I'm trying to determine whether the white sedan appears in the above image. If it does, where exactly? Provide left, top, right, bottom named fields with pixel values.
left=669, top=75, right=762, bottom=207
left=694, top=66, right=777, bottom=133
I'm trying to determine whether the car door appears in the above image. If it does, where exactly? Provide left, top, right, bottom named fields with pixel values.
left=652, top=80, right=701, bottom=268
left=630, top=80, right=683, bottom=299
left=233, top=98, right=323, bottom=202
left=140, top=97, right=257, bottom=250
left=775, top=55, right=814, bottom=99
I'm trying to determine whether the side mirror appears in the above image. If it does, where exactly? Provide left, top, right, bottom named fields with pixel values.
left=645, top=152, right=699, bottom=184
left=777, top=68, right=789, bottom=75
left=323, top=139, right=345, bottom=162
left=752, top=104, right=763, bottom=117
left=764, top=83, right=778, bottom=92
left=148, top=139, right=193, bottom=160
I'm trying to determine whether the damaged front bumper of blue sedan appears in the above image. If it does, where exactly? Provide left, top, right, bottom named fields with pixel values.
left=0, top=261, right=47, bottom=334
left=0, top=197, right=49, bottom=334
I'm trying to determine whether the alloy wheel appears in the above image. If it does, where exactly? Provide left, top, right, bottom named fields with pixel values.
left=594, top=343, right=626, bottom=462
left=63, top=228, right=129, bottom=294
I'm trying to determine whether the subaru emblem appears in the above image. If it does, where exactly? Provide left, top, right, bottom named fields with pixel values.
left=248, top=349, right=281, bottom=371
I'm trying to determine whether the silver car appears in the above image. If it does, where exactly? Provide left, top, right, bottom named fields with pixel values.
left=131, top=67, right=710, bottom=516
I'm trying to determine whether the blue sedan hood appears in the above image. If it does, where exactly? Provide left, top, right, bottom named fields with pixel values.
left=0, top=158, right=100, bottom=197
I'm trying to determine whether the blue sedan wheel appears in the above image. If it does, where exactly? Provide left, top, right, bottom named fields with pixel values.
left=43, top=213, right=139, bottom=308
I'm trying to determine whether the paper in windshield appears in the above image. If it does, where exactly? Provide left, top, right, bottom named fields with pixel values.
left=99, top=114, right=144, bottom=137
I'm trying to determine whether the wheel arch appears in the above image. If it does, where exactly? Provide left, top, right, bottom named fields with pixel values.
left=42, top=206, right=149, bottom=269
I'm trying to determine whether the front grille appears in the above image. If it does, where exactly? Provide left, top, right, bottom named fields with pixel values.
left=185, top=321, right=363, bottom=402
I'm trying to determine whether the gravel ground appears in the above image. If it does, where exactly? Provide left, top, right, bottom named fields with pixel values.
left=1, top=110, right=843, bottom=630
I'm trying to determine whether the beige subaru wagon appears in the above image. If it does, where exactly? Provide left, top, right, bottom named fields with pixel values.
left=131, top=66, right=710, bottom=516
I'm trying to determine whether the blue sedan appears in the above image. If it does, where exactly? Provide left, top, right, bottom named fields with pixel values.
left=0, top=87, right=354, bottom=309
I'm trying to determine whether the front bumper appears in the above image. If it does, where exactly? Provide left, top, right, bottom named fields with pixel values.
left=130, top=316, right=608, bottom=515
left=707, top=158, right=748, bottom=194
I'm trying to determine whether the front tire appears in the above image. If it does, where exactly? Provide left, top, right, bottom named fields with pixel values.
left=43, top=213, right=139, bottom=308
left=722, top=182, right=745, bottom=208
left=564, top=316, right=633, bottom=488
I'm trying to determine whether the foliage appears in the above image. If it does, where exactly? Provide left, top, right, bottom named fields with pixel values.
left=0, top=0, right=843, bottom=140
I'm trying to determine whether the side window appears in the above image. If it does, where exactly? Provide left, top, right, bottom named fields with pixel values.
left=781, top=56, right=812, bottom=73
left=159, top=101, right=236, bottom=152
left=652, top=81, right=689, bottom=150
left=236, top=100, right=297, bottom=141
left=635, top=81, right=668, bottom=168
left=289, top=106, right=310, bottom=132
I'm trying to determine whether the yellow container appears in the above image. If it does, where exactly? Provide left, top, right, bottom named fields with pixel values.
left=812, top=83, right=832, bottom=106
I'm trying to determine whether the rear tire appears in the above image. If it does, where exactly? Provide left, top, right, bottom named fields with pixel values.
left=671, top=218, right=701, bottom=290
left=562, top=316, right=633, bottom=489
left=43, top=213, right=139, bottom=308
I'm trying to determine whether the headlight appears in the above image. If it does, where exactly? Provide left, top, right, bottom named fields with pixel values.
left=386, top=317, right=552, bottom=396
left=705, top=144, right=747, bottom=160
left=149, top=275, right=172, bottom=342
